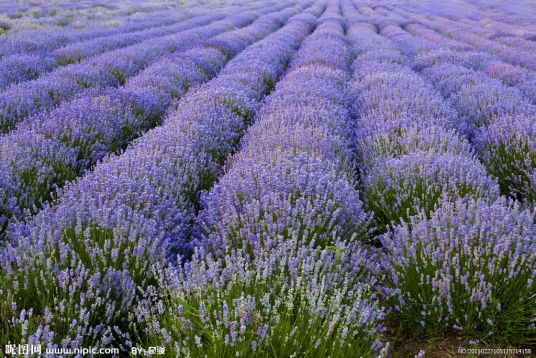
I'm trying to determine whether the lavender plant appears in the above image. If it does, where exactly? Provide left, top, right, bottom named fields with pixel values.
left=0, top=3, right=318, bottom=348
left=380, top=19, right=536, bottom=205
left=447, top=82, right=533, bottom=136
left=195, top=4, right=371, bottom=257
left=2, top=0, right=536, bottom=354
left=0, top=9, right=264, bottom=132
left=0, top=131, right=77, bottom=233
left=404, top=23, right=536, bottom=104
left=0, top=54, right=57, bottom=90
left=0, top=12, right=206, bottom=89
left=177, top=7, right=391, bottom=355
left=0, top=11, right=185, bottom=57
left=132, top=235, right=388, bottom=357
left=362, top=151, right=500, bottom=229
left=347, top=32, right=499, bottom=231
left=0, top=4, right=300, bottom=237
left=380, top=197, right=536, bottom=342
left=474, top=115, right=536, bottom=206
left=355, top=121, right=475, bottom=171
left=51, top=13, right=225, bottom=66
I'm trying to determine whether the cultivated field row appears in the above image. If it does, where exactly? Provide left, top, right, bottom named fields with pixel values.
left=0, top=0, right=534, bottom=356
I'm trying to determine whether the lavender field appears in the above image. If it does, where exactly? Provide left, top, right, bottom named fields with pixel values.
left=0, top=0, right=534, bottom=356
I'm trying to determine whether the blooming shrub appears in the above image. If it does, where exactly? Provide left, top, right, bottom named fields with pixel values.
left=0, top=4, right=318, bottom=349
left=132, top=235, right=388, bottom=358
left=195, top=10, right=371, bottom=255
left=0, top=131, right=77, bottom=233
left=475, top=115, right=536, bottom=206
left=380, top=197, right=536, bottom=342
left=1, top=0, right=536, bottom=354
left=362, top=151, right=500, bottom=228
left=355, top=121, right=474, bottom=171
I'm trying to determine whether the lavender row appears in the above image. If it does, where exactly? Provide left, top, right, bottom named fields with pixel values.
left=392, top=1, right=535, bottom=38
left=195, top=3, right=367, bottom=256
left=0, top=3, right=278, bottom=133
left=403, top=22, right=536, bottom=105
left=364, top=7, right=536, bottom=105
left=463, top=19, right=536, bottom=50
left=0, top=12, right=222, bottom=90
left=0, top=7, right=198, bottom=58
left=380, top=22, right=536, bottom=206
left=410, top=5, right=536, bottom=49
left=368, top=11, right=535, bottom=197
left=345, top=8, right=535, bottom=342
left=0, top=3, right=298, bottom=239
left=393, top=7, right=536, bottom=70
left=0, top=1, right=318, bottom=349
left=431, top=2, right=536, bottom=41
left=348, top=25, right=498, bottom=230
left=171, top=2, right=389, bottom=356
left=0, top=0, right=212, bottom=37
left=462, top=0, right=536, bottom=32
left=402, top=30, right=536, bottom=207
left=0, top=1, right=143, bottom=28
left=52, top=13, right=226, bottom=66
left=379, top=194, right=536, bottom=343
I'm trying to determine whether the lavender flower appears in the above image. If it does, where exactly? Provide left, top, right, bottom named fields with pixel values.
left=0, top=10, right=266, bottom=132
left=0, top=4, right=299, bottom=237
left=474, top=115, right=536, bottom=205
left=132, top=234, right=387, bottom=357
left=380, top=197, right=536, bottom=341
left=0, top=54, right=57, bottom=89
left=0, top=4, right=317, bottom=349
left=195, top=6, right=371, bottom=256
left=362, top=151, right=500, bottom=228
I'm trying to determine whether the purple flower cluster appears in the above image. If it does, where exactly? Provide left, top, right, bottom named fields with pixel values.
left=194, top=2, right=371, bottom=257
left=436, top=12, right=536, bottom=71
left=358, top=5, right=536, bottom=341
left=474, top=115, right=536, bottom=206
left=380, top=197, right=536, bottom=340
left=134, top=4, right=388, bottom=355
left=397, top=7, right=536, bottom=70
left=363, top=151, right=499, bottom=228
left=0, top=2, right=316, bottom=348
left=0, top=11, right=207, bottom=89
left=2, top=0, right=536, bottom=353
left=404, top=21, right=536, bottom=105
left=0, top=54, right=57, bottom=90
left=0, top=7, right=269, bottom=132
left=349, top=24, right=499, bottom=230
left=0, top=130, right=78, bottom=232
left=425, top=65, right=534, bottom=137
left=0, top=4, right=300, bottom=237
left=132, top=234, right=387, bottom=357
left=50, top=13, right=226, bottom=66
left=380, top=19, right=536, bottom=205
left=0, top=9, right=192, bottom=57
